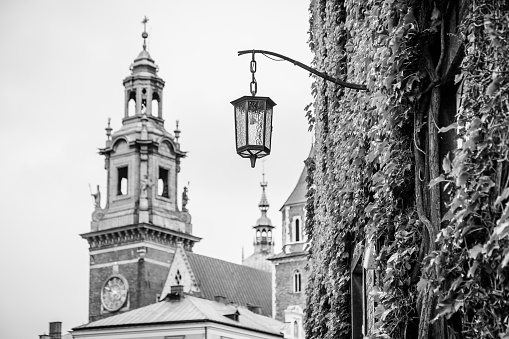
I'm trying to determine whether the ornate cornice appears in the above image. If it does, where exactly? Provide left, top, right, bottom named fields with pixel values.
left=81, top=223, right=201, bottom=251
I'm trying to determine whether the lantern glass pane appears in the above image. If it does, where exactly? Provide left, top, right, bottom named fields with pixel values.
left=235, top=103, right=247, bottom=148
left=265, top=107, right=272, bottom=149
left=247, top=100, right=265, bottom=146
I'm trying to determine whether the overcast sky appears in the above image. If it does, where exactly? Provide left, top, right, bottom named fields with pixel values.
left=0, top=1, right=313, bottom=338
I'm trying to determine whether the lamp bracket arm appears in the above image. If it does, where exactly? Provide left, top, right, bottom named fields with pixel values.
left=238, top=49, right=367, bottom=91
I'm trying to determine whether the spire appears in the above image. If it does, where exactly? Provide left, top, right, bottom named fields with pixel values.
left=259, top=169, right=269, bottom=212
left=256, top=170, right=272, bottom=227
left=141, top=16, right=149, bottom=51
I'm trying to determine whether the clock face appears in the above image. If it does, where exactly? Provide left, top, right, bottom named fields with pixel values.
left=101, top=275, right=128, bottom=312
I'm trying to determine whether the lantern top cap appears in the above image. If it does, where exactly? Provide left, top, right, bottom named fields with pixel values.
left=230, top=95, right=277, bottom=107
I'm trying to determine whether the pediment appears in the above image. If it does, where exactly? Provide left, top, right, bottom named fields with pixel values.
left=160, top=242, right=200, bottom=298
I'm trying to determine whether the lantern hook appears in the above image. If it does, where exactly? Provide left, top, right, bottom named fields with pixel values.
left=238, top=49, right=367, bottom=91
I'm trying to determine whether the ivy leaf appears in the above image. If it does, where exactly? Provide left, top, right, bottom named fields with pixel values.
left=381, top=307, right=394, bottom=321
left=429, top=175, right=446, bottom=188
left=417, top=278, right=429, bottom=292
left=430, top=5, right=441, bottom=29
left=467, top=260, right=479, bottom=277
left=403, top=7, right=417, bottom=25
left=500, top=248, right=509, bottom=268
left=469, top=244, right=483, bottom=259
left=494, top=188, right=509, bottom=206
left=493, top=221, right=509, bottom=240
left=456, top=172, right=470, bottom=186
left=438, top=122, right=458, bottom=133
left=443, top=154, right=452, bottom=173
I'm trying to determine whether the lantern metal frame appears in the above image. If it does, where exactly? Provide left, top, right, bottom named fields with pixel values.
left=232, top=50, right=366, bottom=168
left=231, top=95, right=276, bottom=168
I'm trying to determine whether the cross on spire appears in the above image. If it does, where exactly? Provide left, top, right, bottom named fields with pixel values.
left=141, top=16, right=149, bottom=50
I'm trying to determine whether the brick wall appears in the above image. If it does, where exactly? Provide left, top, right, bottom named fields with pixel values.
left=88, top=242, right=174, bottom=321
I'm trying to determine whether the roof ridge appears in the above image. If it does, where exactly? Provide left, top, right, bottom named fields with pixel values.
left=188, top=252, right=271, bottom=275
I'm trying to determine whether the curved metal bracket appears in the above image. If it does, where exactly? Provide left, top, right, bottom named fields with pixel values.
left=238, top=49, right=367, bottom=91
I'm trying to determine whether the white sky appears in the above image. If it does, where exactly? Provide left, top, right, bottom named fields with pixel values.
left=0, top=1, right=312, bottom=338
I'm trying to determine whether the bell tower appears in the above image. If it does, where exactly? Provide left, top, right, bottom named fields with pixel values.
left=242, top=172, right=275, bottom=272
left=81, top=18, right=200, bottom=322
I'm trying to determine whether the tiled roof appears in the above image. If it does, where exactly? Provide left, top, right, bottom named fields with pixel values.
left=281, top=165, right=308, bottom=209
left=73, top=295, right=283, bottom=337
left=281, top=146, right=314, bottom=209
left=186, top=252, right=272, bottom=317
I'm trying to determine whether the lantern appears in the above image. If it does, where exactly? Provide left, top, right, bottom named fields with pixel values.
left=230, top=95, right=276, bottom=168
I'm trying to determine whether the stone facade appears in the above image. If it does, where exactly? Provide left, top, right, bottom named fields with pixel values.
left=269, top=157, right=311, bottom=337
left=273, top=255, right=308, bottom=321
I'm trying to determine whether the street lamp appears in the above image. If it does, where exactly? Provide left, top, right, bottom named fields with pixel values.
left=231, top=50, right=367, bottom=168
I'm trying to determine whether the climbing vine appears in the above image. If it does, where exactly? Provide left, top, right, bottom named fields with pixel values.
left=304, top=0, right=509, bottom=338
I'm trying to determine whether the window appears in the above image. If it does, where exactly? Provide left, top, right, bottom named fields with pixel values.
left=127, top=91, right=136, bottom=116
left=158, top=167, right=169, bottom=198
left=175, top=270, right=182, bottom=285
left=294, top=321, right=299, bottom=338
left=117, top=166, right=128, bottom=195
left=292, top=216, right=302, bottom=242
left=295, top=219, right=301, bottom=242
left=152, top=92, right=160, bottom=116
left=293, top=270, right=302, bottom=293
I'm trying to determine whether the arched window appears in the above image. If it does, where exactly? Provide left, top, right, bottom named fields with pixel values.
left=294, top=320, right=299, bottom=338
left=261, top=230, right=267, bottom=238
left=293, top=270, right=302, bottom=293
left=256, top=230, right=261, bottom=239
left=295, top=218, right=300, bottom=242
left=152, top=92, right=160, bottom=116
left=127, top=91, right=136, bottom=116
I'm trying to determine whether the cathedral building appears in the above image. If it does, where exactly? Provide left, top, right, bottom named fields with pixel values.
left=78, top=20, right=273, bottom=326
left=67, top=19, right=312, bottom=339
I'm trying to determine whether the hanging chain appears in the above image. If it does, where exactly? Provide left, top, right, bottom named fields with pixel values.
left=250, top=50, right=257, bottom=96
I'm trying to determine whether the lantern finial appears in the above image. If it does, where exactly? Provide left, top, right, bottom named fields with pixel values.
left=250, top=155, right=257, bottom=168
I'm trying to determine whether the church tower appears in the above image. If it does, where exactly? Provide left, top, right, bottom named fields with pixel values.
left=268, top=149, right=313, bottom=338
left=242, top=172, right=275, bottom=273
left=81, top=19, right=200, bottom=322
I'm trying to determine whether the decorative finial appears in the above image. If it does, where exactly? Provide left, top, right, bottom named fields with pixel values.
left=105, top=117, right=112, bottom=140
left=174, top=120, right=181, bottom=143
left=141, top=16, right=149, bottom=50
left=259, top=166, right=269, bottom=212
left=260, top=161, right=267, bottom=190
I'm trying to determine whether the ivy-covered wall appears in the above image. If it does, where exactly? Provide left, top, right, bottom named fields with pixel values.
left=304, top=0, right=509, bottom=338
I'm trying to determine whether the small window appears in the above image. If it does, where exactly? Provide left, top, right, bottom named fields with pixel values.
left=293, top=270, right=302, bottom=293
left=175, top=270, right=182, bottom=285
left=152, top=92, right=160, bottom=116
left=158, top=167, right=169, bottom=198
left=294, top=218, right=301, bottom=242
left=117, top=166, right=128, bottom=195
left=294, top=320, right=299, bottom=338
left=127, top=91, right=136, bottom=117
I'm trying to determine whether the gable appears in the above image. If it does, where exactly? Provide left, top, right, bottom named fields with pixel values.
left=161, top=243, right=200, bottom=298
